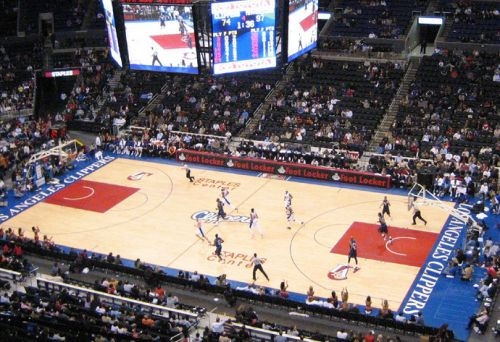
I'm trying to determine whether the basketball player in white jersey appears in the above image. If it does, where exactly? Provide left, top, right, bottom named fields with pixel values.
left=221, top=187, right=238, bottom=212
left=194, top=218, right=210, bottom=244
left=285, top=205, right=304, bottom=230
left=249, top=208, right=263, bottom=238
left=284, top=191, right=293, bottom=207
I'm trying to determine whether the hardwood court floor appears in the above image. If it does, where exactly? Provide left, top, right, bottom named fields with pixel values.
left=5, top=158, right=453, bottom=309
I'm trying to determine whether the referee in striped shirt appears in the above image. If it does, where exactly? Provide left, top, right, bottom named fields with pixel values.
left=252, top=253, right=269, bottom=281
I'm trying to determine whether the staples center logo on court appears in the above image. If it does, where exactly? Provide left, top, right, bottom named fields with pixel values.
left=127, top=171, right=153, bottom=181
left=191, top=210, right=250, bottom=224
left=327, top=264, right=351, bottom=280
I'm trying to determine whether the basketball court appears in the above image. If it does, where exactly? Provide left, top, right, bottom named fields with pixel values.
left=4, top=156, right=455, bottom=310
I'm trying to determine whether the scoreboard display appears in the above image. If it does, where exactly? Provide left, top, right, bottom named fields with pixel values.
left=211, top=0, right=276, bottom=75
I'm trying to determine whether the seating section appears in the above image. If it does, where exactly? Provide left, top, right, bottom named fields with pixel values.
left=0, top=235, right=456, bottom=340
left=391, top=50, right=499, bottom=161
left=0, top=280, right=197, bottom=340
left=440, top=0, right=500, bottom=44
left=21, top=0, right=88, bottom=34
left=131, top=70, right=282, bottom=137
left=99, top=70, right=168, bottom=125
left=234, top=141, right=358, bottom=169
left=0, top=0, right=18, bottom=37
left=53, top=34, right=107, bottom=50
left=250, top=58, right=404, bottom=153
left=327, top=0, right=428, bottom=38
left=320, top=37, right=395, bottom=53
left=52, top=50, right=112, bottom=124
left=318, top=0, right=332, bottom=10
left=52, top=49, right=165, bottom=129
left=0, top=42, right=43, bottom=115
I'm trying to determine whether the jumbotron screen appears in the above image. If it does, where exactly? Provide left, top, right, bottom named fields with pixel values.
left=287, top=0, right=318, bottom=62
left=102, top=0, right=123, bottom=67
left=211, top=0, right=276, bottom=75
left=123, top=4, right=198, bottom=74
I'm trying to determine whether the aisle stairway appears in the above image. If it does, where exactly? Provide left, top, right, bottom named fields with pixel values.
left=357, top=56, right=421, bottom=168
left=90, top=69, right=125, bottom=119
left=237, top=64, right=296, bottom=139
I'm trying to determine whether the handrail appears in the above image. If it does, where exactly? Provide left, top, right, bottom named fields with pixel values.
left=231, top=137, right=360, bottom=160
left=226, top=322, right=320, bottom=341
left=366, top=152, right=434, bottom=163
left=169, top=130, right=229, bottom=140
left=368, top=152, right=500, bottom=173
left=36, top=277, right=199, bottom=318
left=0, top=267, right=23, bottom=281
left=126, top=126, right=229, bottom=141
left=0, top=108, right=34, bottom=119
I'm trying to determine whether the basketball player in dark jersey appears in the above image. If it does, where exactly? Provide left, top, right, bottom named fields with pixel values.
left=215, top=198, right=226, bottom=225
left=159, top=13, right=166, bottom=28
left=185, top=33, right=193, bottom=49
left=213, top=234, right=224, bottom=261
left=378, top=212, right=393, bottom=244
left=178, top=16, right=186, bottom=35
left=380, top=196, right=391, bottom=217
left=285, top=205, right=304, bottom=230
left=348, top=237, right=360, bottom=271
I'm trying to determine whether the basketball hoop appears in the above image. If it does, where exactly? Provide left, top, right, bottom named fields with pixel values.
left=407, top=182, right=474, bottom=224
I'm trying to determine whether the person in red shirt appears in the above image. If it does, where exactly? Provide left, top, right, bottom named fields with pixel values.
left=486, top=266, right=497, bottom=278
left=364, top=330, right=376, bottom=342
left=141, top=315, right=155, bottom=327
left=13, top=245, right=22, bottom=258
left=154, top=286, right=165, bottom=301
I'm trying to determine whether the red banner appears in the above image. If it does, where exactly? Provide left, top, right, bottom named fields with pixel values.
left=43, top=69, right=80, bottom=78
left=176, top=150, right=390, bottom=189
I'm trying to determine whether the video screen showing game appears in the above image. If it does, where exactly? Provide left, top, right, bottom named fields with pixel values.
left=123, top=3, right=198, bottom=74
left=287, top=0, right=318, bottom=62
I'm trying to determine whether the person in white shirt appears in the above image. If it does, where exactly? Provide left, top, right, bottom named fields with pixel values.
left=95, top=305, right=106, bottom=314
left=166, top=293, right=179, bottom=307
left=450, top=177, right=459, bottom=197
left=252, top=253, right=269, bottom=281
left=211, top=317, right=226, bottom=334
left=123, top=281, right=134, bottom=293
left=336, top=329, right=349, bottom=340
left=412, top=198, right=427, bottom=225
left=456, top=182, right=467, bottom=200
left=479, top=183, right=489, bottom=200
left=190, top=271, right=200, bottom=282
left=435, top=176, right=444, bottom=195
left=395, top=312, right=407, bottom=323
